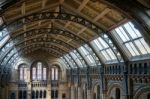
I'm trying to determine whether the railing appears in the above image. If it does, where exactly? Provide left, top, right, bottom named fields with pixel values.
left=31, top=81, right=47, bottom=87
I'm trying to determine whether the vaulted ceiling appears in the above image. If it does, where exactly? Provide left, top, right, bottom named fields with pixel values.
left=0, top=0, right=127, bottom=58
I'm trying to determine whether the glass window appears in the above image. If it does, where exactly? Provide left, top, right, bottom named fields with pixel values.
left=19, top=65, right=27, bottom=81
left=32, top=67, right=36, bottom=80
left=78, top=46, right=95, bottom=66
left=43, top=68, right=47, bottom=80
left=52, top=68, right=55, bottom=80
left=51, top=67, right=59, bottom=80
left=32, top=62, right=47, bottom=80
left=64, top=55, right=77, bottom=68
left=112, top=21, right=150, bottom=58
left=70, top=52, right=83, bottom=67
left=60, top=57, right=70, bottom=69
left=91, top=37, right=117, bottom=62
left=37, top=62, right=42, bottom=80
left=20, top=68, right=23, bottom=80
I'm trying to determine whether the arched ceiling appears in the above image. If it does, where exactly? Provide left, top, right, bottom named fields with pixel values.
left=0, top=0, right=127, bottom=59
left=0, top=0, right=150, bottom=86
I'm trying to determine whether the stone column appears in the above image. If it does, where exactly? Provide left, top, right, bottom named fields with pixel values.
left=27, top=82, right=31, bottom=99
left=71, top=86, right=75, bottom=99
left=87, top=90, right=92, bottom=99
left=101, top=90, right=107, bottom=99
left=47, top=83, right=51, bottom=99
left=78, top=87, right=82, bottom=99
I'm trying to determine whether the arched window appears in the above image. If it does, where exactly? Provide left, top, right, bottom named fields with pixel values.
left=18, top=90, right=27, bottom=99
left=19, top=64, right=27, bottom=81
left=36, top=91, right=39, bottom=99
left=51, top=90, right=58, bottom=99
left=51, top=66, right=59, bottom=80
left=32, top=91, right=35, bottom=99
left=32, top=62, right=47, bottom=80
left=44, top=90, right=46, bottom=98
left=23, top=91, right=27, bottom=99
left=40, top=90, right=42, bottom=98
left=116, top=88, right=120, bottom=99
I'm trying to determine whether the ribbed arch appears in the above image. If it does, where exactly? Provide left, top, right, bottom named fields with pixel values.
left=0, top=11, right=124, bottom=63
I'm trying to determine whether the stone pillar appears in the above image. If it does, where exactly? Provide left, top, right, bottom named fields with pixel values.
left=78, top=87, right=82, bottom=99
left=47, top=83, right=51, bottom=99
left=71, top=86, right=75, bottom=99
left=101, top=90, right=107, bottom=99
left=87, top=90, right=92, bottom=99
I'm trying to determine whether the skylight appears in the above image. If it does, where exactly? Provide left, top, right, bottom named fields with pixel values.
left=78, top=46, right=96, bottom=66
left=111, top=21, right=150, bottom=58
left=91, top=37, right=117, bottom=62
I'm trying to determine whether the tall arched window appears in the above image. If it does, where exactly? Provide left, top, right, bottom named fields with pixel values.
left=19, top=64, right=27, bottom=81
left=116, top=88, right=120, bottom=99
left=51, top=66, right=59, bottom=80
left=32, top=91, right=35, bottom=99
left=36, top=91, right=39, bottom=99
left=32, top=62, right=47, bottom=80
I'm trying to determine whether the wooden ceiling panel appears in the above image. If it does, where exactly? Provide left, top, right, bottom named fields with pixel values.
left=25, top=2, right=41, bottom=13
left=98, top=17, right=114, bottom=28
left=81, top=7, right=98, bottom=19
left=65, top=0, right=79, bottom=9
left=105, top=10, right=125, bottom=22
left=1, top=0, right=127, bottom=57
left=87, top=1, right=107, bottom=13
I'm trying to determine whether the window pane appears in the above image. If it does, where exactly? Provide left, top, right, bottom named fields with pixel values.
left=43, top=68, right=47, bottom=80
left=128, top=22, right=142, bottom=37
left=80, top=46, right=88, bottom=55
left=20, top=68, right=23, bottom=80
left=125, top=42, right=140, bottom=56
left=140, top=38, right=150, bottom=53
left=37, top=62, right=42, bottom=80
left=24, top=68, right=27, bottom=80
left=86, top=55, right=95, bottom=65
left=32, top=68, right=36, bottom=80
left=101, top=51, right=111, bottom=60
left=115, top=27, right=130, bottom=42
left=98, top=37, right=108, bottom=48
left=52, top=68, right=54, bottom=80
left=93, top=39, right=103, bottom=50
left=55, top=68, right=58, bottom=80
left=106, top=49, right=116, bottom=60
left=70, top=52, right=83, bottom=67
left=124, top=23, right=138, bottom=39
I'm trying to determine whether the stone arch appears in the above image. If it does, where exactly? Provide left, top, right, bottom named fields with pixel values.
left=30, top=60, right=49, bottom=69
left=134, top=86, right=150, bottom=99
left=81, top=82, right=88, bottom=99
left=107, top=83, right=125, bottom=99
left=92, top=81, right=101, bottom=99
left=30, top=60, right=49, bottom=80
left=13, top=58, right=30, bottom=70
left=50, top=59, right=66, bottom=81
